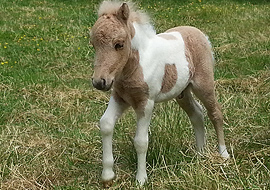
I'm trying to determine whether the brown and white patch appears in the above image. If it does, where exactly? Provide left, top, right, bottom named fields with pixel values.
left=165, top=26, right=214, bottom=82
left=160, top=64, right=178, bottom=93
left=113, top=50, right=149, bottom=114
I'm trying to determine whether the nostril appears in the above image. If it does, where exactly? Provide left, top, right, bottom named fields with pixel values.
left=92, top=78, right=107, bottom=90
left=101, top=78, right=106, bottom=87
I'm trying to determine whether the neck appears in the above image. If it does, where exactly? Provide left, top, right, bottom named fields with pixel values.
left=131, top=22, right=156, bottom=51
left=118, top=49, right=140, bottom=80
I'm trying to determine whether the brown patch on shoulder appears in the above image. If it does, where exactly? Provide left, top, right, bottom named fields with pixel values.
left=160, top=64, right=178, bottom=93
left=113, top=50, right=149, bottom=114
left=158, top=33, right=177, bottom=40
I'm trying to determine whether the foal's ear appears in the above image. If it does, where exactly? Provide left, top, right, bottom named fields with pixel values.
left=117, top=3, right=129, bottom=23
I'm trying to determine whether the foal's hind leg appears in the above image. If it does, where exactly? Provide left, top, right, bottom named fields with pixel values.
left=191, top=77, right=229, bottom=159
left=176, top=86, right=205, bottom=153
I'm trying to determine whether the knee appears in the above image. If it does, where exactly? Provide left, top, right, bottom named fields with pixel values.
left=134, top=136, right=148, bottom=153
left=100, top=117, right=114, bottom=135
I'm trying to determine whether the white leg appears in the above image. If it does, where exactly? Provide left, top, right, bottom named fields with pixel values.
left=100, top=96, right=128, bottom=183
left=134, top=100, right=154, bottom=186
left=176, top=89, right=205, bottom=153
left=189, top=101, right=205, bottom=152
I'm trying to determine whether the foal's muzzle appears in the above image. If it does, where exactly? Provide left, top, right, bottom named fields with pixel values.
left=92, top=78, right=113, bottom=91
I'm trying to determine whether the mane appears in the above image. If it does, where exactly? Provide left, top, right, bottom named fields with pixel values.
left=98, top=1, right=150, bottom=24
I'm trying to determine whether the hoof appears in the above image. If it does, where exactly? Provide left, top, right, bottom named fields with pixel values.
left=102, top=179, right=114, bottom=188
left=136, top=173, right=148, bottom=186
left=102, top=170, right=116, bottom=187
left=221, top=151, right=230, bottom=160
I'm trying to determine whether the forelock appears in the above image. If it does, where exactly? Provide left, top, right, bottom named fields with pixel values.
left=98, top=1, right=122, bottom=17
left=97, top=1, right=150, bottom=24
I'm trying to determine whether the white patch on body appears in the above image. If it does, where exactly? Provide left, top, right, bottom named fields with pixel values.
left=132, top=23, right=190, bottom=103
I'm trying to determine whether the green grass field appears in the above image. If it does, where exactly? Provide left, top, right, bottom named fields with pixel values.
left=0, top=0, right=269, bottom=189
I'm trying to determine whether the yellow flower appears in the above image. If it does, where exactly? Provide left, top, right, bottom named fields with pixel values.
left=37, top=49, right=40, bottom=51
left=4, top=46, right=7, bottom=48
left=1, top=62, right=4, bottom=65
left=78, top=47, right=80, bottom=50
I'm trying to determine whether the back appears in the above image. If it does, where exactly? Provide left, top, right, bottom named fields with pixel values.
left=166, top=26, right=215, bottom=81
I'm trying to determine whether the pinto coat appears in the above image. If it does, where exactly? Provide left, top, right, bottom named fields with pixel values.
left=90, top=1, right=229, bottom=186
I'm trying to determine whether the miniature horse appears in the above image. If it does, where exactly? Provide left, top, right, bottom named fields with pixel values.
left=90, top=1, right=229, bottom=186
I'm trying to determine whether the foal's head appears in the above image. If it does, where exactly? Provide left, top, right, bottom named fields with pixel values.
left=91, top=2, right=135, bottom=91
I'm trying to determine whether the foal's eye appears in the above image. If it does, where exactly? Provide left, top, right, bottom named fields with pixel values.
left=114, top=43, right=124, bottom=50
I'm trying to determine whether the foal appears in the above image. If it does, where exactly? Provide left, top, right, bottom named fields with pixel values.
left=90, top=1, right=229, bottom=186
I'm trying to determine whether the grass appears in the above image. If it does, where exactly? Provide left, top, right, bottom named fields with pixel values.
left=0, top=0, right=269, bottom=189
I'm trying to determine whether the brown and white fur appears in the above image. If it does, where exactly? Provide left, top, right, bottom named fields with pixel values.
left=90, top=1, right=229, bottom=186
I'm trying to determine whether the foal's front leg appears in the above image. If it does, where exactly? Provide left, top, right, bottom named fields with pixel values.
left=100, top=96, right=128, bottom=185
left=134, top=100, right=154, bottom=185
